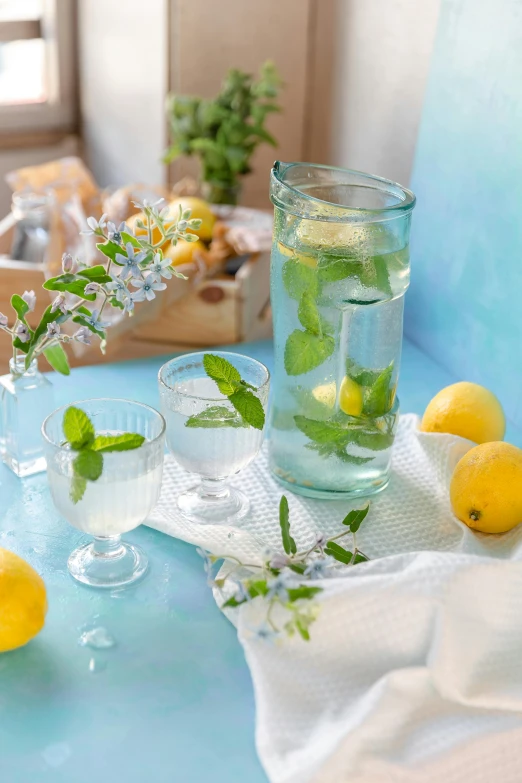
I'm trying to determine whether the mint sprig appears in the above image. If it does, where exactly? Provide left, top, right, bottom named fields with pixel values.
left=62, top=406, right=145, bottom=503
left=186, top=354, right=265, bottom=431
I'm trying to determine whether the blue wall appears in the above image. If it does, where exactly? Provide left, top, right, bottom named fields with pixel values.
left=405, top=0, right=522, bottom=428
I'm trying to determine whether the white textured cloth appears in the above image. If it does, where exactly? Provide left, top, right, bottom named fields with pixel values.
left=148, top=415, right=522, bottom=783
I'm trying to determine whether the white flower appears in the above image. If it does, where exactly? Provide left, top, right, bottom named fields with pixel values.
left=147, top=253, right=174, bottom=282
left=61, top=253, right=76, bottom=273
left=80, top=214, right=108, bottom=236
left=269, top=553, right=290, bottom=570
left=230, top=581, right=250, bottom=603
left=107, top=221, right=127, bottom=242
left=15, top=323, right=30, bottom=343
left=46, top=322, right=61, bottom=338
left=304, top=558, right=331, bottom=580
left=83, top=282, right=100, bottom=296
left=83, top=309, right=109, bottom=332
left=106, top=276, right=130, bottom=303
left=115, top=243, right=148, bottom=280
left=50, top=294, right=67, bottom=314
left=252, top=623, right=278, bottom=642
left=74, top=326, right=91, bottom=345
left=266, top=572, right=296, bottom=602
left=314, top=533, right=328, bottom=548
left=0, top=312, right=8, bottom=327
left=130, top=274, right=167, bottom=302
left=21, top=290, right=36, bottom=312
left=131, top=197, right=164, bottom=213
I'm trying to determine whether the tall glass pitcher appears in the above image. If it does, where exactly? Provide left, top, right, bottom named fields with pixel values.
left=269, top=162, right=415, bottom=499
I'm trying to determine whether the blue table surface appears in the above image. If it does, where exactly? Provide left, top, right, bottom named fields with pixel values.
left=1, top=337, right=515, bottom=782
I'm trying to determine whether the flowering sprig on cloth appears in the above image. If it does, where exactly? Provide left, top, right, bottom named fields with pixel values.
left=198, top=498, right=370, bottom=641
left=0, top=199, right=202, bottom=378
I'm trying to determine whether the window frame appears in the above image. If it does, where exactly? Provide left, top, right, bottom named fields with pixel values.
left=0, top=0, right=77, bottom=136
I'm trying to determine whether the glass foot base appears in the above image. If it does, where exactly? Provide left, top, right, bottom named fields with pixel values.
left=68, top=538, right=149, bottom=589
left=272, top=472, right=390, bottom=500
left=178, top=482, right=250, bottom=525
left=1, top=452, right=47, bottom=477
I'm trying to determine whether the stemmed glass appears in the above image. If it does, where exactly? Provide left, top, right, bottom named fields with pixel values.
left=158, top=352, right=270, bottom=525
left=42, top=398, right=165, bottom=588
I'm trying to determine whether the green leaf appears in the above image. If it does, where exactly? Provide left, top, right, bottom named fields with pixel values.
left=11, top=294, right=30, bottom=323
left=353, top=552, right=369, bottom=564
left=63, top=406, right=95, bottom=449
left=43, top=344, right=70, bottom=375
left=346, top=358, right=383, bottom=388
left=72, top=315, right=105, bottom=340
left=297, top=292, right=322, bottom=335
left=222, top=595, right=246, bottom=608
left=279, top=496, right=297, bottom=555
left=70, top=475, right=87, bottom=504
left=288, top=562, right=307, bottom=575
left=229, top=389, right=265, bottom=430
left=203, top=353, right=241, bottom=396
left=295, top=618, right=311, bottom=641
left=364, top=363, right=394, bottom=417
left=96, top=240, right=125, bottom=263
left=282, top=258, right=318, bottom=300
left=185, top=405, right=246, bottom=428
left=342, top=505, right=369, bottom=533
left=77, top=265, right=112, bottom=283
left=247, top=579, right=269, bottom=598
left=91, top=433, right=145, bottom=452
left=317, top=254, right=361, bottom=283
left=287, top=586, right=322, bottom=601
left=73, top=450, right=103, bottom=482
left=294, top=416, right=349, bottom=445
left=30, top=305, right=62, bottom=346
left=324, top=542, right=353, bottom=565
left=284, top=330, right=334, bottom=376
left=372, top=255, right=393, bottom=297
left=307, top=442, right=374, bottom=464
left=120, top=231, right=141, bottom=248
left=352, top=429, right=395, bottom=451
left=43, top=274, right=97, bottom=300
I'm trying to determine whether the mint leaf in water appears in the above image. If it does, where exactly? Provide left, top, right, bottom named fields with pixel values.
left=70, top=475, right=87, bottom=504
left=294, top=414, right=394, bottom=458
left=229, top=389, right=265, bottom=430
left=92, top=433, right=146, bottom=451
left=63, top=406, right=95, bottom=449
left=297, top=292, right=333, bottom=337
left=200, top=354, right=265, bottom=430
left=318, top=253, right=392, bottom=297
left=203, top=353, right=241, bottom=396
left=284, top=330, right=334, bottom=376
left=294, top=415, right=349, bottom=444
left=282, top=257, right=318, bottom=300
left=73, top=449, right=103, bottom=482
left=186, top=405, right=246, bottom=429
left=364, top=362, right=394, bottom=417
left=307, top=442, right=373, bottom=465
left=279, top=495, right=297, bottom=555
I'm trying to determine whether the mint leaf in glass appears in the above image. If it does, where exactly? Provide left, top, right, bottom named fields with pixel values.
left=186, top=405, right=246, bottom=428
left=91, top=433, right=146, bottom=451
left=198, top=353, right=265, bottom=429
left=63, top=406, right=95, bottom=450
left=229, top=389, right=265, bottom=430
left=70, top=475, right=88, bottom=504
left=73, top=449, right=103, bottom=482
left=203, top=353, right=241, bottom=396
left=364, top=362, right=395, bottom=417
left=284, top=330, right=334, bottom=376
left=282, top=258, right=318, bottom=300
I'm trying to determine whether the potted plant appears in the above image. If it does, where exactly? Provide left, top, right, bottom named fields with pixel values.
left=164, top=61, right=282, bottom=205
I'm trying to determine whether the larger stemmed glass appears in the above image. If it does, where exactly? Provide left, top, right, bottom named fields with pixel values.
left=158, top=352, right=270, bottom=525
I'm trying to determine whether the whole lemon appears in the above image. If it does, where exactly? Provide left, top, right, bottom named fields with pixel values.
left=165, top=238, right=208, bottom=267
left=0, top=548, right=47, bottom=652
left=169, top=197, right=216, bottom=242
left=450, top=442, right=522, bottom=533
left=421, top=382, right=505, bottom=443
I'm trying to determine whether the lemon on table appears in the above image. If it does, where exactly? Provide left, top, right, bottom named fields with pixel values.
left=421, top=381, right=505, bottom=443
left=0, top=548, right=47, bottom=652
left=165, top=238, right=208, bottom=266
left=339, top=376, right=363, bottom=417
left=169, top=197, right=216, bottom=241
left=450, top=442, right=522, bottom=533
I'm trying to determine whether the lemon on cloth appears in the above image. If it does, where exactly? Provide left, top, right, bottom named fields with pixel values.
left=169, top=197, right=215, bottom=242
left=0, top=548, right=47, bottom=652
left=450, top=442, right=522, bottom=534
left=421, top=381, right=505, bottom=443
left=165, top=238, right=208, bottom=266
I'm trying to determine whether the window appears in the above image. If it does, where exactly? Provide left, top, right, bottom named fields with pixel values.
left=0, top=0, right=76, bottom=137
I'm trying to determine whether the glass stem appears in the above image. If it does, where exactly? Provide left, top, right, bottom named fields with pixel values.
left=92, top=535, right=125, bottom=558
left=199, top=477, right=230, bottom=500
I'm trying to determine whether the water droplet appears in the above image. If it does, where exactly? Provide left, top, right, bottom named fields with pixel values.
left=78, top=626, right=116, bottom=649
left=88, top=657, right=107, bottom=674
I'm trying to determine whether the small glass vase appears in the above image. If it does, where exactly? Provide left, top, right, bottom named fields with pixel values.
left=0, top=357, right=55, bottom=477
left=201, top=180, right=241, bottom=206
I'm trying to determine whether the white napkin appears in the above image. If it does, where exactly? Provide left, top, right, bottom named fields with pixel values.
left=148, top=415, right=522, bottom=782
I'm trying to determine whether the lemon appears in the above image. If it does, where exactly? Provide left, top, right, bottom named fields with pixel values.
left=0, top=548, right=47, bottom=652
left=421, top=382, right=505, bottom=444
left=277, top=242, right=317, bottom=268
left=312, top=381, right=336, bottom=408
left=339, top=376, right=363, bottom=417
left=450, top=442, right=522, bottom=533
left=165, top=239, right=208, bottom=266
left=169, top=197, right=215, bottom=241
